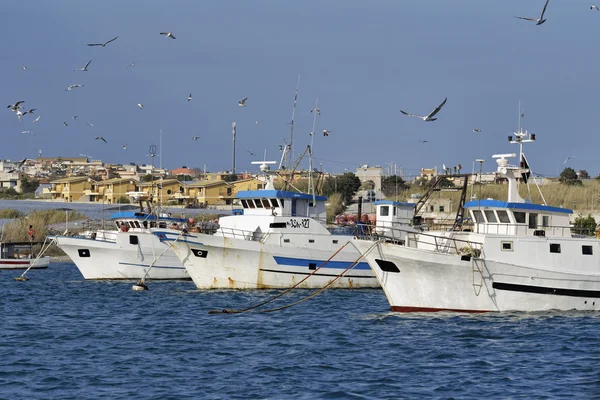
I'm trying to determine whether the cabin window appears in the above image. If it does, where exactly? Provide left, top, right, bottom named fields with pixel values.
left=247, top=199, right=255, bottom=209
left=128, top=221, right=135, bottom=228
left=514, top=212, right=526, bottom=224
left=158, top=222, right=167, bottom=228
left=393, top=207, right=397, bottom=216
left=583, top=245, right=593, bottom=255
left=283, top=239, right=290, bottom=243
left=429, top=205, right=434, bottom=212
left=262, top=199, right=271, bottom=208
left=150, top=221, right=157, bottom=228
left=375, top=259, right=400, bottom=273
left=241, top=199, right=248, bottom=208
left=439, top=206, right=445, bottom=212
left=270, top=199, right=279, bottom=208
left=472, top=210, right=484, bottom=223
left=134, top=221, right=141, bottom=228
left=501, top=241, right=513, bottom=251
left=542, top=216, right=550, bottom=227
left=114, top=222, right=120, bottom=229
left=550, top=243, right=561, bottom=253
left=269, top=222, right=287, bottom=228
left=308, top=263, right=317, bottom=270
left=308, top=239, right=314, bottom=243
left=528, top=213, right=538, bottom=229
left=280, top=199, right=285, bottom=207
left=333, top=240, right=338, bottom=244
left=254, top=199, right=263, bottom=208
left=484, top=210, right=497, bottom=223
left=496, top=210, right=510, bottom=223
left=78, top=249, right=90, bottom=257
left=129, top=235, right=139, bottom=245
left=380, top=206, right=390, bottom=217
left=309, top=202, right=314, bottom=207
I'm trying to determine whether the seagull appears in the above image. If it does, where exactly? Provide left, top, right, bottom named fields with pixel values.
left=95, top=136, right=107, bottom=143
left=160, top=32, right=176, bottom=39
left=473, top=128, right=481, bottom=132
left=73, top=60, right=92, bottom=72
left=400, top=98, right=447, bottom=122
left=564, top=156, right=576, bottom=165
left=21, top=130, right=33, bottom=135
left=418, top=140, right=428, bottom=144
left=137, top=103, right=144, bottom=110
left=86, top=122, right=94, bottom=127
left=23, top=109, right=36, bottom=115
left=515, top=0, right=550, bottom=25
left=592, top=5, right=599, bottom=10
left=311, top=107, right=321, bottom=116
left=126, top=61, right=139, bottom=68
left=66, top=84, right=83, bottom=91
left=7, top=101, right=24, bottom=112
left=87, top=36, right=119, bottom=47
left=256, top=121, right=259, bottom=125
left=278, top=145, right=283, bottom=151
left=247, top=150, right=255, bottom=156
left=22, top=66, right=27, bottom=70
left=188, top=93, right=192, bottom=102
left=323, top=129, right=331, bottom=136
left=238, top=97, right=248, bottom=107
left=7, top=158, right=27, bottom=173
left=63, top=121, right=68, bottom=126
left=16, top=110, right=23, bottom=121
left=72, top=116, right=78, bottom=120
left=122, top=144, right=127, bottom=150
left=192, top=136, right=200, bottom=140
left=33, top=116, right=40, bottom=123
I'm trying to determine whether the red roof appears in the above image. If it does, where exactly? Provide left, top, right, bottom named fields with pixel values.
left=171, top=167, right=195, bottom=176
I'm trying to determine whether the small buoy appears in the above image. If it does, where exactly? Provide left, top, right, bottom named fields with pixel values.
left=13, top=277, right=29, bottom=281
left=132, top=281, right=149, bottom=291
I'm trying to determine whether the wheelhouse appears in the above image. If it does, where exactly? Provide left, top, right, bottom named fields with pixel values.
left=236, top=190, right=327, bottom=220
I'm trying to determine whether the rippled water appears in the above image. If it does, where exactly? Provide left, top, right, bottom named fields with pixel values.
left=2, top=263, right=600, bottom=399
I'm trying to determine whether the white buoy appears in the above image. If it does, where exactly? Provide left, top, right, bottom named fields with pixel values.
left=132, top=280, right=149, bottom=291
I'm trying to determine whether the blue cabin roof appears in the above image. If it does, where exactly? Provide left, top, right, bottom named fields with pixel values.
left=373, top=200, right=415, bottom=208
left=109, top=211, right=189, bottom=222
left=236, top=190, right=327, bottom=202
left=463, top=200, right=572, bottom=215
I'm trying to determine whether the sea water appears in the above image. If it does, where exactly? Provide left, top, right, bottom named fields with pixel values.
left=1, top=263, right=599, bottom=399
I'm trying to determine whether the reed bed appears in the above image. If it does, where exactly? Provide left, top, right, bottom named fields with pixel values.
left=0, top=209, right=25, bottom=219
left=1, top=209, right=87, bottom=243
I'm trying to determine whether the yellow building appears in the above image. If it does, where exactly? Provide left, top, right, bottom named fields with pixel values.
left=49, top=176, right=97, bottom=202
left=184, top=180, right=233, bottom=206
left=93, top=178, right=140, bottom=204
left=140, top=179, right=185, bottom=204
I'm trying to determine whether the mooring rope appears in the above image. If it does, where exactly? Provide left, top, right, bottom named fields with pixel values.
left=135, top=230, right=185, bottom=287
left=15, top=236, right=57, bottom=281
left=208, top=239, right=382, bottom=314
left=208, top=241, right=354, bottom=314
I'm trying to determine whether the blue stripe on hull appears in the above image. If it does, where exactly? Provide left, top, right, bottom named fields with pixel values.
left=272, top=256, right=370, bottom=270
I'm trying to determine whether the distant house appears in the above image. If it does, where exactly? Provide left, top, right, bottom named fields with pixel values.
left=93, top=178, right=140, bottom=204
left=184, top=180, right=233, bottom=206
left=171, top=166, right=195, bottom=177
left=49, top=176, right=97, bottom=202
left=35, top=183, right=52, bottom=199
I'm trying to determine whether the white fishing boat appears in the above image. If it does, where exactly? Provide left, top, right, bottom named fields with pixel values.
left=0, top=241, right=50, bottom=270
left=54, top=210, right=190, bottom=280
left=354, top=127, right=600, bottom=312
left=154, top=162, right=411, bottom=289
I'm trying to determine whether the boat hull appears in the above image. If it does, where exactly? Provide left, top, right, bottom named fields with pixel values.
left=0, top=257, right=50, bottom=270
left=354, top=239, right=600, bottom=312
left=159, top=232, right=378, bottom=289
left=55, top=233, right=190, bottom=280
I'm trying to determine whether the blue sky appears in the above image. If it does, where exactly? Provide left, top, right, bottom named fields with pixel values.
left=2, top=0, right=598, bottom=178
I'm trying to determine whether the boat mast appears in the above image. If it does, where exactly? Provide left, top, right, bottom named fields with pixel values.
left=287, top=75, right=300, bottom=169
left=309, top=98, right=319, bottom=197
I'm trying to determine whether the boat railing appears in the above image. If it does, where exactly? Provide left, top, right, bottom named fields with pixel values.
left=471, top=223, right=593, bottom=238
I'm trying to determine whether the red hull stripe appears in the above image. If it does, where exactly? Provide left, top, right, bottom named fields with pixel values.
left=0, top=260, right=38, bottom=265
left=391, top=306, right=490, bottom=313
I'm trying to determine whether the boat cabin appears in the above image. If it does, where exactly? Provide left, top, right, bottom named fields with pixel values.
left=236, top=190, right=327, bottom=220
left=374, top=200, right=415, bottom=235
left=464, top=200, right=573, bottom=238
left=0, top=241, right=43, bottom=259
left=109, top=211, right=189, bottom=230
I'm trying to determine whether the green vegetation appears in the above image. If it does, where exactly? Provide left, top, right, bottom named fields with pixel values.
left=0, top=188, right=36, bottom=200
left=1, top=209, right=87, bottom=243
left=20, top=175, right=40, bottom=193
left=116, top=196, right=131, bottom=204
left=573, top=214, right=597, bottom=236
left=223, top=174, right=238, bottom=183
left=0, top=209, right=25, bottom=219
left=322, top=172, right=361, bottom=205
left=559, top=167, right=582, bottom=186
left=325, top=193, right=344, bottom=222
left=381, top=175, right=409, bottom=198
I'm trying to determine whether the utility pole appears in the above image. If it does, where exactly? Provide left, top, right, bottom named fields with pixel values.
left=232, top=122, right=236, bottom=175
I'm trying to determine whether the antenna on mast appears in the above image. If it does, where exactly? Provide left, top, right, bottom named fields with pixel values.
left=309, top=98, right=319, bottom=197
left=286, top=75, right=300, bottom=169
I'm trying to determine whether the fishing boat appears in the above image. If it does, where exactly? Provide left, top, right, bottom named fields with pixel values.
left=353, top=127, right=600, bottom=312
left=154, top=162, right=412, bottom=289
left=0, top=241, right=50, bottom=270
left=54, top=208, right=190, bottom=280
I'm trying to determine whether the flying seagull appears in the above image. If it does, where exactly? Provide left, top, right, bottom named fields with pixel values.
left=515, top=0, right=550, bottom=25
left=400, top=97, right=448, bottom=122
left=63, top=121, right=68, bottom=126
left=86, top=122, right=94, bottom=127
left=7, top=101, right=24, bottom=112
left=192, top=136, right=199, bottom=140
left=21, top=130, right=33, bottom=135
left=238, top=97, right=248, bottom=107
left=418, top=140, right=428, bottom=144
left=122, top=144, right=127, bottom=150
left=188, top=93, right=192, bottom=102
left=256, top=121, right=259, bottom=125
left=16, top=110, right=23, bottom=121
left=247, top=150, right=255, bottom=156
left=23, top=109, right=36, bottom=116
left=278, top=145, right=283, bottom=151
left=8, top=158, right=27, bottom=173
left=22, top=66, right=27, bottom=70
left=72, top=115, right=78, bottom=120
left=95, top=136, right=107, bottom=143
left=473, top=128, right=481, bottom=132
left=564, top=156, right=576, bottom=165
left=137, top=103, right=144, bottom=110
left=323, top=129, right=331, bottom=136
left=33, top=116, right=40, bottom=123
left=126, top=61, right=139, bottom=68
left=592, top=5, right=599, bottom=10
left=66, top=84, right=83, bottom=91
left=311, top=107, right=321, bottom=116
left=160, top=32, right=176, bottom=39
left=74, top=60, right=92, bottom=72
left=87, top=36, right=119, bottom=47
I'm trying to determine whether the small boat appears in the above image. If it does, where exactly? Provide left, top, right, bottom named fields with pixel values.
left=354, top=127, right=600, bottom=313
left=54, top=209, right=191, bottom=280
left=0, top=241, right=50, bottom=270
